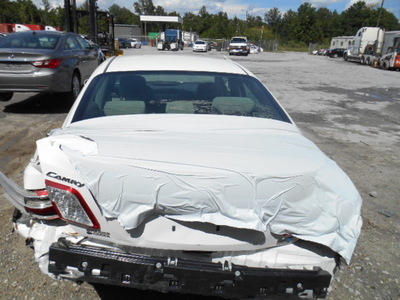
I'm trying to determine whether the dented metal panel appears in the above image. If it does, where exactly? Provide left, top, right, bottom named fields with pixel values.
left=36, top=114, right=362, bottom=263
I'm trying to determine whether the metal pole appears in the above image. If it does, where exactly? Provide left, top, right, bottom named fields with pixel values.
left=64, top=0, right=72, bottom=32
left=376, top=0, right=385, bottom=27
left=89, top=0, right=97, bottom=43
left=72, top=0, right=77, bottom=33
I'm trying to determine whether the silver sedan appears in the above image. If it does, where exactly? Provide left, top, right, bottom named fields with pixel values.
left=0, top=31, right=101, bottom=101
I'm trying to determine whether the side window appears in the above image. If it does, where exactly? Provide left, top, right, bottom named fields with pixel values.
left=76, top=36, right=92, bottom=50
left=65, top=36, right=82, bottom=50
left=242, top=82, right=258, bottom=102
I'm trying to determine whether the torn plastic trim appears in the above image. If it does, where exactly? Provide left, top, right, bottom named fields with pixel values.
left=48, top=239, right=331, bottom=299
left=0, top=171, right=57, bottom=219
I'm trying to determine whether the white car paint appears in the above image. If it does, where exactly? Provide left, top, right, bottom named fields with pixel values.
left=192, top=40, right=208, bottom=52
left=0, top=54, right=362, bottom=299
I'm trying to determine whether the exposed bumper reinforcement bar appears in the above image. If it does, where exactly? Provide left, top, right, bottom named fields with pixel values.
left=49, top=240, right=331, bottom=299
left=0, top=171, right=37, bottom=212
left=0, top=171, right=56, bottom=219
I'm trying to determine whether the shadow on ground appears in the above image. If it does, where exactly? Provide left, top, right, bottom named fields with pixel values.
left=4, top=93, right=74, bottom=114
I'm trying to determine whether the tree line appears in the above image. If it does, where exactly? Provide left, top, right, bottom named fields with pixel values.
left=1, top=0, right=399, bottom=46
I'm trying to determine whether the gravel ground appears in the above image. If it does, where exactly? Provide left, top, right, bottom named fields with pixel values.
left=0, top=47, right=399, bottom=300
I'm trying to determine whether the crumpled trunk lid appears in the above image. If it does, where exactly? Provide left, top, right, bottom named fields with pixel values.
left=37, top=114, right=362, bottom=262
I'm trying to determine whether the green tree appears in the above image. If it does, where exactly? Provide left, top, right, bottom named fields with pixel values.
left=264, top=7, right=282, bottom=36
left=370, top=4, right=400, bottom=30
left=133, top=0, right=156, bottom=15
left=315, top=7, right=334, bottom=40
left=280, top=9, right=297, bottom=42
left=16, top=0, right=40, bottom=24
left=50, top=6, right=66, bottom=28
left=108, top=4, right=138, bottom=24
left=293, top=3, right=320, bottom=43
left=341, top=1, right=374, bottom=35
left=0, top=0, right=12, bottom=23
left=182, top=12, right=200, bottom=33
left=38, top=0, right=52, bottom=25
left=246, top=15, right=264, bottom=28
left=330, top=10, right=344, bottom=36
left=203, top=12, right=232, bottom=38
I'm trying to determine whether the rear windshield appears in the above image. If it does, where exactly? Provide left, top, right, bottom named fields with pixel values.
left=72, top=71, right=291, bottom=124
left=0, top=34, right=59, bottom=49
left=231, top=38, right=247, bottom=43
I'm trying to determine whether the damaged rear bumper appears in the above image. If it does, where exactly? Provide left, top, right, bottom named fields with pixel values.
left=0, top=171, right=56, bottom=219
left=48, top=240, right=331, bottom=299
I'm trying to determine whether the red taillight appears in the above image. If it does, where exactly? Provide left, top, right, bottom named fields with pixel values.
left=31, top=58, right=63, bottom=69
left=25, top=205, right=58, bottom=216
left=395, top=55, right=400, bottom=67
left=35, top=189, right=49, bottom=198
left=24, top=189, right=58, bottom=219
left=45, top=180, right=100, bottom=229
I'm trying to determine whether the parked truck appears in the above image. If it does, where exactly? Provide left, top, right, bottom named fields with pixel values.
left=343, top=27, right=384, bottom=64
left=157, top=29, right=184, bottom=51
left=0, top=23, right=31, bottom=33
left=377, top=31, right=400, bottom=70
left=343, top=27, right=400, bottom=70
left=0, top=23, right=61, bottom=34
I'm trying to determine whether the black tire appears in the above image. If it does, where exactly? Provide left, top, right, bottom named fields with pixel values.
left=382, top=61, right=389, bottom=70
left=64, top=72, right=81, bottom=101
left=343, top=53, right=348, bottom=61
left=0, top=92, right=14, bottom=101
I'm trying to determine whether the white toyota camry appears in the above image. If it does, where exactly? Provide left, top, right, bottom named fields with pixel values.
left=0, top=55, right=362, bottom=299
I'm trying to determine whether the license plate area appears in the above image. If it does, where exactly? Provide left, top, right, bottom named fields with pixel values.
left=0, top=62, right=31, bottom=72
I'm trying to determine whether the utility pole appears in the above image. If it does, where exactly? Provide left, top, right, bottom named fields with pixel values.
left=71, top=0, right=77, bottom=33
left=64, top=0, right=72, bottom=32
left=89, top=0, right=98, bottom=44
left=63, top=0, right=78, bottom=33
left=376, top=0, right=385, bottom=27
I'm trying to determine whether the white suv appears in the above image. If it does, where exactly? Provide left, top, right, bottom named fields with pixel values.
left=128, top=38, right=142, bottom=48
left=228, top=36, right=250, bottom=56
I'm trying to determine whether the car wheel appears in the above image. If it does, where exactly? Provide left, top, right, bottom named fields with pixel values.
left=0, top=92, right=14, bottom=101
left=334, top=54, right=338, bottom=58
left=382, top=61, right=389, bottom=70
left=65, top=72, right=81, bottom=101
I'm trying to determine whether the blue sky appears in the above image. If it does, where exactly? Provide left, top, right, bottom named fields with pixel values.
left=33, top=0, right=400, bottom=20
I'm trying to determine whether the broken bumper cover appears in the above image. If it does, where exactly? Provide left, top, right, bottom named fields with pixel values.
left=0, top=171, right=56, bottom=219
left=48, top=240, right=331, bottom=299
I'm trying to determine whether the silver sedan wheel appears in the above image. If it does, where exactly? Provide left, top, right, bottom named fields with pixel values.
left=71, top=73, right=81, bottom=99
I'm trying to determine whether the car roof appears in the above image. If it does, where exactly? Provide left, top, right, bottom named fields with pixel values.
left=6, top=30, right=72, bottom=37
left=96, top=55, right=252, bottom=76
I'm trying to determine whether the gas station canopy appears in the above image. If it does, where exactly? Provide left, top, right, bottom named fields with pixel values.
left=140, top=15, right=183, bottom=24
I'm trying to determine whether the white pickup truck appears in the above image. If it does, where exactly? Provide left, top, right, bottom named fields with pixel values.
left=228, top=36, right=250, bottom=56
